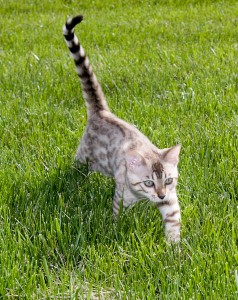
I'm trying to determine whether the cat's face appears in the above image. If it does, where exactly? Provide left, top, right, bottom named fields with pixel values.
left=126, top=145, right=181, bottom=203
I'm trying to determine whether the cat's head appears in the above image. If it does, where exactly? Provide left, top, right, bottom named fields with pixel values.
left=125, top=144, right=181, bottom=203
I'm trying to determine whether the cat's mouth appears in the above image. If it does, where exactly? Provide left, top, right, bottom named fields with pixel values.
left=148, top=195, right=167, bottom=203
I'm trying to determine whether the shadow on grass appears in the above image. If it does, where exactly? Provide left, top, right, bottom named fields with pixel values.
left=7, top=163, right=159, bottom=266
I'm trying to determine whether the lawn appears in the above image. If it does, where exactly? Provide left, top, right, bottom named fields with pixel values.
left=0, top=0, right=237, bottom=298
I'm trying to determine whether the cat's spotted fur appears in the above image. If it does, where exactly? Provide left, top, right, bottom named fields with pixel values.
left=63, top=15, right=181, bottom=243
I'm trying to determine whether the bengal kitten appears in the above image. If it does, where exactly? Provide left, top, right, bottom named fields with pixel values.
left=63, top=15, right=181, bottom=243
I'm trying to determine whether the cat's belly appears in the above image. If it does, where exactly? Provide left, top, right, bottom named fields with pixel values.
left=76, top=145, right=115, bottom=177
left=90, top=161, right=114, bottom=177
left=76, top=129, right=122, bottom=177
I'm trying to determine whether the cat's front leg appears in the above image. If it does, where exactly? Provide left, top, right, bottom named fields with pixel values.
left=113, top=185, right=125, bottom=217
left=112, top=183, right=135, bottom=217
left=156, top=199, right=181, bottom=243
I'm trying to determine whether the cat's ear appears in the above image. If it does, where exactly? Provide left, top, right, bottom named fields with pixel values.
left=162, top=144, right=181, bottom=165
left=126, top=152, right=146, bottom=172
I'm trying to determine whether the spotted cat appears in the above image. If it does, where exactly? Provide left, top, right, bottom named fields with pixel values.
left=63, top=15, right=181, bottom=242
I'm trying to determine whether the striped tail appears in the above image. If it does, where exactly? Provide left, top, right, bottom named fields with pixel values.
left=63, top=15, right=109, bottom=115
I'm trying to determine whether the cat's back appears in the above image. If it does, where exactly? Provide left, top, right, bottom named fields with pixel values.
left=78, top=110, right=154, bottom=176
left=90, top=110, right=151, bottom=145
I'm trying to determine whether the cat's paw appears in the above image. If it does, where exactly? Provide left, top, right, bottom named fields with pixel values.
left=166, top=231, right=180, bottom=244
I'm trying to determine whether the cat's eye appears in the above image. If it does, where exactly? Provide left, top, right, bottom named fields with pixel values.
left=144, top=180, right=154, bottom=187
left=165, top=178, right=173, bottom=185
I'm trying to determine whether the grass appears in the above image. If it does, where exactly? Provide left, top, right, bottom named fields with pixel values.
left=0, top=0, right=238, bottom=298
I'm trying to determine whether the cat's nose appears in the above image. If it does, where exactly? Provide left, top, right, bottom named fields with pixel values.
left=158, top=195, right=165, bottom=200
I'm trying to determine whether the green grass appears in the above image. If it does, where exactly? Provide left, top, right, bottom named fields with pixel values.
left=0, top=0, right=238, bottom=298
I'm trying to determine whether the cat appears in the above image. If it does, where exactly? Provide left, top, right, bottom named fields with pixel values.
left=63, top=15, right=181, bottom=243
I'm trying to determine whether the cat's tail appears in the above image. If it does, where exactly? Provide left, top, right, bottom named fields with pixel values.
left=63, top=15, right=109, bottom=115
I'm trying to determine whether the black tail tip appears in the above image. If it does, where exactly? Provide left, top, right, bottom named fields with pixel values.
left=66, top=15, right=83, bottom=30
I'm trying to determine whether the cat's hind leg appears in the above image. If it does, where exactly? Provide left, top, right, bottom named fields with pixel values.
left=75, top=144, right=85, bottom=164
left=75, top=133, right=91, bottom=165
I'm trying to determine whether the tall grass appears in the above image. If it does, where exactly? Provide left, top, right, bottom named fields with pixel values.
left=0, top=0, right=237, bottom=298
